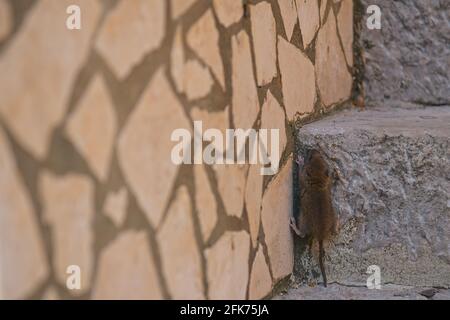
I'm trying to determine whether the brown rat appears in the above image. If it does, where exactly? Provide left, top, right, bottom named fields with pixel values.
left=290, top=149, right=338, bottom=287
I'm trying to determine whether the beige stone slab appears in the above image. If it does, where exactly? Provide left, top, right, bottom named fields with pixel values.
left=278, top=0, right=298, bottom=41
left=103, top=188, right=128, bottom=228
left=260, top=90, right=287, bottom=168
left=66, top=75, right=117, bottom=182
left=213, top=0, right=243, bottom=28
left=214, top=164, right=247, bottom=218
left=171, top=26, right=214, bottom=100
left=0, top=0, right=101, bottom=159
left=194, top=165, right=218, bottom=242
left=157, top=186, right=204, bottom=299
left=261, top=158, right=294, bottom=282
left=190, top=105, right=230, bottom=134
left=171, top=26, right=185, bottom=94
left=249, top=245, right=272, bottom=300
left=39, top=172, right=95, bottom=295
left=320, top=0, right=328, bottom=23
left=187, top=9, right=225, bottom=89
left=245, top=163, right=263, bottom=248
left=0, top=0, right=12, bottom=41
left=250, top=2, right=277, bottom=86
left=96, top=0, right=166, bottom=79
left=0, top=128, right=48, bottom=299
left=337, top=0, right=354, bottom=66
left=118, top=68, right=191, bottom=228
left=296, top=0, right=320, bottom=47
left=42, top=286, right=59, bottom=300
left=92, top=231, right=163, bottom=299
left=171, top=0, right=197, bottom=19
left=278, top=36, right=315, bottom=119
left=231, top=31, right=259, bottom=130
left=315, top=9, right=352, bottom=106
left=184, top=60, right=214, bottom=100
left=206, top=231, right=250, bottom=299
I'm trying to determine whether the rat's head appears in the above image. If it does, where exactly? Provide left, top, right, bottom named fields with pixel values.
left=305, top=149, right=329, bottom=176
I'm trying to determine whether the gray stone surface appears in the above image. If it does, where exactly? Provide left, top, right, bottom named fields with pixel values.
left=274, top=282, right=450, bottom=300
left=360, top=0, right=450, bottom=107
left=294, top=106, right=450, bottom=288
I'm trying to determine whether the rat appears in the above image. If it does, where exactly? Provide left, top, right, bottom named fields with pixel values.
left=290, top=149, right=339, bottom=287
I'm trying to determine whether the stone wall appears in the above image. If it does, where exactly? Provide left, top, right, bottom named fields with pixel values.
left=0, top=0, right=354, bottom=299
left=359, top=0, right=450, bottom=107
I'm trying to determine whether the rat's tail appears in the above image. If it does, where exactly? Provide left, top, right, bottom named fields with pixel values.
left=319, top=240, right=327, bottom=287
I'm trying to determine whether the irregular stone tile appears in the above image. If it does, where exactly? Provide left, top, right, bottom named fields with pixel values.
left=246, top=94, right=284, bottom=246
left=0, top=0, right=12, bottom=41
left=206, top=231, right=250, bottom=299
left=42, top=286, right=59, bottom=300
left=66, top=75, right=117, bottom=182
left=96, top=0, right=166, bottom=79
left=171, top=26, right=186, bottom=93
left=193, top=106, right=246, bottom=221
left=231, top=31, right=259, bottom=130
left=190, top=105, right=230, bottom=133
left=0, top=128, right=48, bottom=299
left=245, top=164, right=263, bottom=247
left=171, top=0, right=196, bottom=19
left=315, top=10, right=352, bottom=106
left=184, top=60, right=214, bottom=100
left=249, top=245, right=272, bottom=300
left=278, top=0, right=298, bottom=41
left=250, top=2, right=277, bottom=86
left=337, top=0, right=354, bottom=66
left=260, top=90, right=287, bottom=167
left=194, top=165, right=218, bottom=242
left=296, top=0, right=320, bottom=47
left=92, top=231, right=162, bottom=299
left=214, top=164, right=247, bottom=218
left=0, top=0, right=101, bottom=159
left=187, top=9, right=225, bottom=89
left=157, top=186, right=204, bottom=299
left=118, top=68, right=191, bottom=228
left=320, top=0, right=328, bottom=24
left=103, top=188, right=128, bottom=228
left=261, top=158, right=294, bottom=282
left=39, top=172, right=94, bottom=294
left=278, top=36, right=315, bottom=119
left=213, top=0, right=243, bottom=28
left=171, top=26, right=214, bottom=100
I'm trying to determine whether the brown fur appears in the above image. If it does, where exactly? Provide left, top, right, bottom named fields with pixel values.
left=290, top=150, right=338, bottom=287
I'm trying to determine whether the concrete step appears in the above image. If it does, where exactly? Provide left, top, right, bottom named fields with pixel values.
left=293, top=106, right=450, bottom=289
left=274, top=282, right=450, bottom=300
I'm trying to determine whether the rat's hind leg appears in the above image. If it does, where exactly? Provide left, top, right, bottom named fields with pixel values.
left=331, top=216, right=340, bottom=236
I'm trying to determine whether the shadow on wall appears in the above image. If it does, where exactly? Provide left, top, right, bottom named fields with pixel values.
left=0, top=0, right=355, bottom=299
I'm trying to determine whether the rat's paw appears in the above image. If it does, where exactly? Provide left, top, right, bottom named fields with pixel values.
left=289, top=217, right=301, bottom=236
left=290, top=217, right=307, bottom=237
left=289, top=216, right=297, bottom=227
left=295, top=154, right=304, bottom=167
